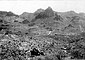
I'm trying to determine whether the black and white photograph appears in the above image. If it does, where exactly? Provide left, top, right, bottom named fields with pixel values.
left=0, top=0, right=85, bottom=60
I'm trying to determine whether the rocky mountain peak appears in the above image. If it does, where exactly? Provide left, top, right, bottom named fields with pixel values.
left=44, top=7, right=54, bottom=17
left=45, top=7, right=53, bottom=13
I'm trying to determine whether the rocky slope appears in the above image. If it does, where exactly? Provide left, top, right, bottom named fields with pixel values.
left=20, top=7, right=85, bottom=35
left=0, top=7, right=85, bottom=60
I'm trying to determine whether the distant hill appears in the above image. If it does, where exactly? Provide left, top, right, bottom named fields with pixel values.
left=0, top=11, right=18, bottom=17
left=0, top=7, right=85, bottom=35
left=20, top=12, right=35, bottom=22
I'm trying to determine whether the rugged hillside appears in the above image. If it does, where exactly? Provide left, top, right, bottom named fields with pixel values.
left=24, top=7, right=85, bottom=35
left=0, top=7, right=85, bottom=60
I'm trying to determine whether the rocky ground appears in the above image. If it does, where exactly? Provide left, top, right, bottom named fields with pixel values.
left=0, top=7, right=85, bottom=60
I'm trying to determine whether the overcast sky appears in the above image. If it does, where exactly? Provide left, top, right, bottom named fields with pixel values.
left=0, top=0, right=85, bottom=15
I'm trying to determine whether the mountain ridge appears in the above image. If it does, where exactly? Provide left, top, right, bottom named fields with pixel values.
left=0, top=7, right=85, bottom=35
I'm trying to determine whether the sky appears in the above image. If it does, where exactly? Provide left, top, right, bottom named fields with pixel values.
left=0, top=0, right=85, bottom=15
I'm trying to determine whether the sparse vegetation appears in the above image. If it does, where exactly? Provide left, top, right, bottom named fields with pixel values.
left=0, top=7, right=85, bottom=60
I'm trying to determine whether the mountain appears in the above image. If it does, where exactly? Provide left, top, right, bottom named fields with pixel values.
left=44, top=7, right=54, bottom=17
left=34, top=7, right=54, bottom=19
left=20, top=12, right=35, bottom=22
left=0, top=11, right=18, bottom=17
left=29, top=7, right=85, bottom=35
left=1, top=7, right=85, bottom=35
